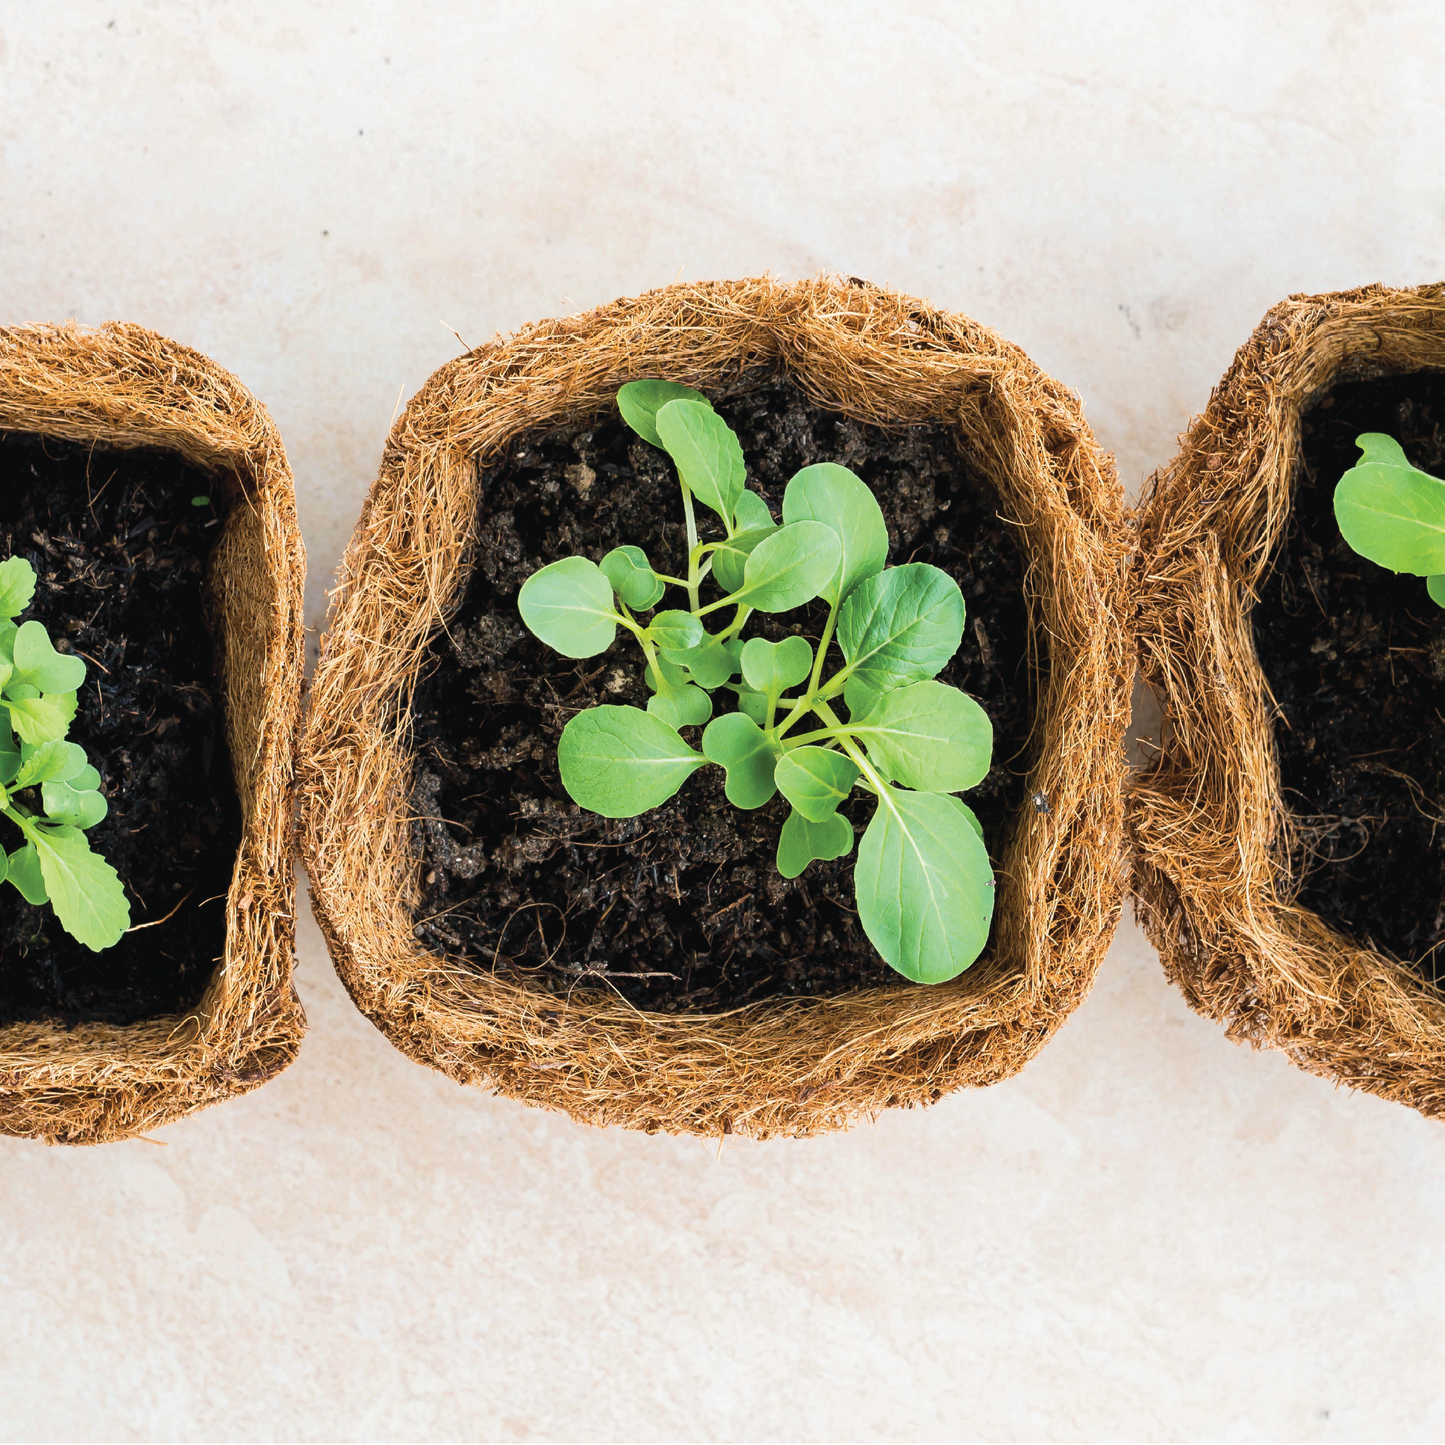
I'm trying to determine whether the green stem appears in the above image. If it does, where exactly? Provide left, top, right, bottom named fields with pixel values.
left=681, top=488, right=700, bottom=612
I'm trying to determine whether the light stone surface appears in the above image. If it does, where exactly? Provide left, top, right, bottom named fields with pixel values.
left=3, top=4, right=1445, bottom=1440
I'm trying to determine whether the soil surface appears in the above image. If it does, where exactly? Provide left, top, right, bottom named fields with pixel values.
left=1254, top=371, right=1445, bottom=983
left=0, top=433, right=240, bottom=1026
left=410, top=379, right=1036, bottom=1012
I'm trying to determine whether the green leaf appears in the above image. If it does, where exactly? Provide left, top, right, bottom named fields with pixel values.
left=855, top=787, right=994, bottom=984
left=837, top=563, right=965, bottom=699
left=26, top=823, right=130, bottom=951
left=0, top=557, right=35, bottom=620
left=655, top=400, right=746, bottom=524
left=710, top=526, right=776, bottom=594
left=10, top=621, right=86, bottom=694
left=517, top=557, right=619, bottom=658
left=6, top=842, right=45, bottom=904
left=700, top=712, right=779, bottom=809
left=942, top=794, right=984, bottom=839
left=740, top=635, right=813, bottom=694
left=735, top=687, right=770, bottom=725
left=1334, top=432, right=1445, bottom=575
left=14, top=739, right=88, bottom=789
left=1430, top=575, right=1445, bottom=608
left=848, top=681, right=993, bottom=792
left=782, top=463, right=888, bottom=604
left=645, top=610, right=704, bottom=652
left=617, top=380, right=714, bottom=448
left=774, top=746, right=860, bottom=822
left=42, top=777, right=108, bottom=829
left=730, top=521, right=842, bottom=613
left=732, top=489, right=775, bottom=533
left=660, top=633, right=738, bottom=689
left=646, top=685, right=712, bottom=729
left=600, top=546, right=665, bottom=610
left=557, top=705, right=705, bottom=817
left=777, top=809, right=854, bottom=879
left=5, top=690, right=77, bottom=745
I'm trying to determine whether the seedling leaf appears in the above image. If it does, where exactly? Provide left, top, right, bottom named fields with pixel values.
left=711, top=526, right=776, bottom=594
left=837, top=563, right=965, bottom=697
left=42, top=777, right=108, bottom=829
left=701, top=712, right=779, bottom=809
left=6, top=690, right=77, bottom=745
left=660, top=633, right=737, bottom=689
left=618, top=380, right=714, bottom=448
left=731, top=521, right=841, bottom=613
left=517, top=556, right=619, bottom=658
left=774, top=746, right=860, bottom=822
left=740, top=635, right=812, bottom=694
left=776, top=808, right=854, bottom=878
left=6, top=842, right=45, bottom=904
left=1334, top=432, right=1445, bottom=575
left=600, top=546, right=665, bottom=610
left=0, top=558, right=36, bottom=620
left=557, top=705, right=705, bottom=817
left=855, top=787, right=994, bottom=984
left=655, top=400, right=745, bottom=523
left=11, top=621, right=86, bottom=694
left=14, top=739, right=88, bottom=789
left=26, top=823, right=130, bottom=951
left=849, top=681, right=993, bottom=792
left=646, top=684, right=712, bottom=729
left=645, top=610, right=704, bottom=652
left=782, top=463, right=888, bottom=604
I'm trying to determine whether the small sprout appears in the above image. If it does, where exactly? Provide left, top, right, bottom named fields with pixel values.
left=0, top=558, right=129, bottom=950
left=1334, top=432, right=1445, bottom=607
left=515, top=382, right=997, bottom=986
left=190, top=495, right=211, bottom=507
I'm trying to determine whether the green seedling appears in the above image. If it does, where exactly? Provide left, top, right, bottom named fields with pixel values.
left=517, top=382, right=997, bottom=985
left=1334, top=433, right=1445, bottom=606
left=0, top=557, right=129, bottom=950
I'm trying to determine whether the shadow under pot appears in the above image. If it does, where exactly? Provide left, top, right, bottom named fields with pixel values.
left=302, top=276, right=1132, bottom=1138
left=1131, top=282, right=1445, bottom=1119
left=0, top=322, right=307, bottom=1144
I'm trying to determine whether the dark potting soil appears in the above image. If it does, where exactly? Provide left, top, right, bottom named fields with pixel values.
left=0, top=433, right=241, bottom=1026
left=1253, top=370, right=1445, bottom=984
left=409, top=380, right=1037, bottom=1012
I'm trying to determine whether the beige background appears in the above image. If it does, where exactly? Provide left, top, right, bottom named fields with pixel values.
left=3, top=3, right=1445, bottom=1440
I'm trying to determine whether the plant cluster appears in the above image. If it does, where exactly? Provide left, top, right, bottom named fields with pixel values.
left=517, top=381, right=996, bottom=985
left=1335, top=432, right=1445, bottom=607
left=0, top=557, right=129, bottom=950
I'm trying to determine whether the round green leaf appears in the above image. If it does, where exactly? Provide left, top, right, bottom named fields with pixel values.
left=660, top=633, right=738, bottom=689
left=655, top=400, right=745, bottom=523
left=518, top=557, right=619, bottom=658
left=782, top=463, right=888, bottom=604
left=732, top=489, right=775, bottom=533
left=848, top=681, right=993, bottom=792
left=856, top=787, right=994, bottom=984
left=777, top=809, right=854, bottom=879
left=732, top=522, right=842, bottom=613
left=710, top=526, right=776, bottom=594
left=0, top=557, right=36, bottom=620
left=774, top=746, right=860, bottom=822
left=6, top=842, right=45, bottom=904
left=617, top=380, right=714, bottom=448
left=12, top=621, right=86, bottom=695
left=600, top=546, right=665, bottom=610
left=42, top=778, right=108, bottom=829
left=700, top=711, right=779, bottom=809
left=1429, top=574, right=1445, bottom=608
left=646, top=684, right=712, bottom=729
left=14, top=739, right=88, bottom=789
left=645, top=610, right=704, bottom=652
left=1334, top=432, right=1445, bottom=575
left=740, top=635, right=813, bottom=694
left=837, top=563, right=965, bottom=695
left=557, top=705, right=705, bottom=818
